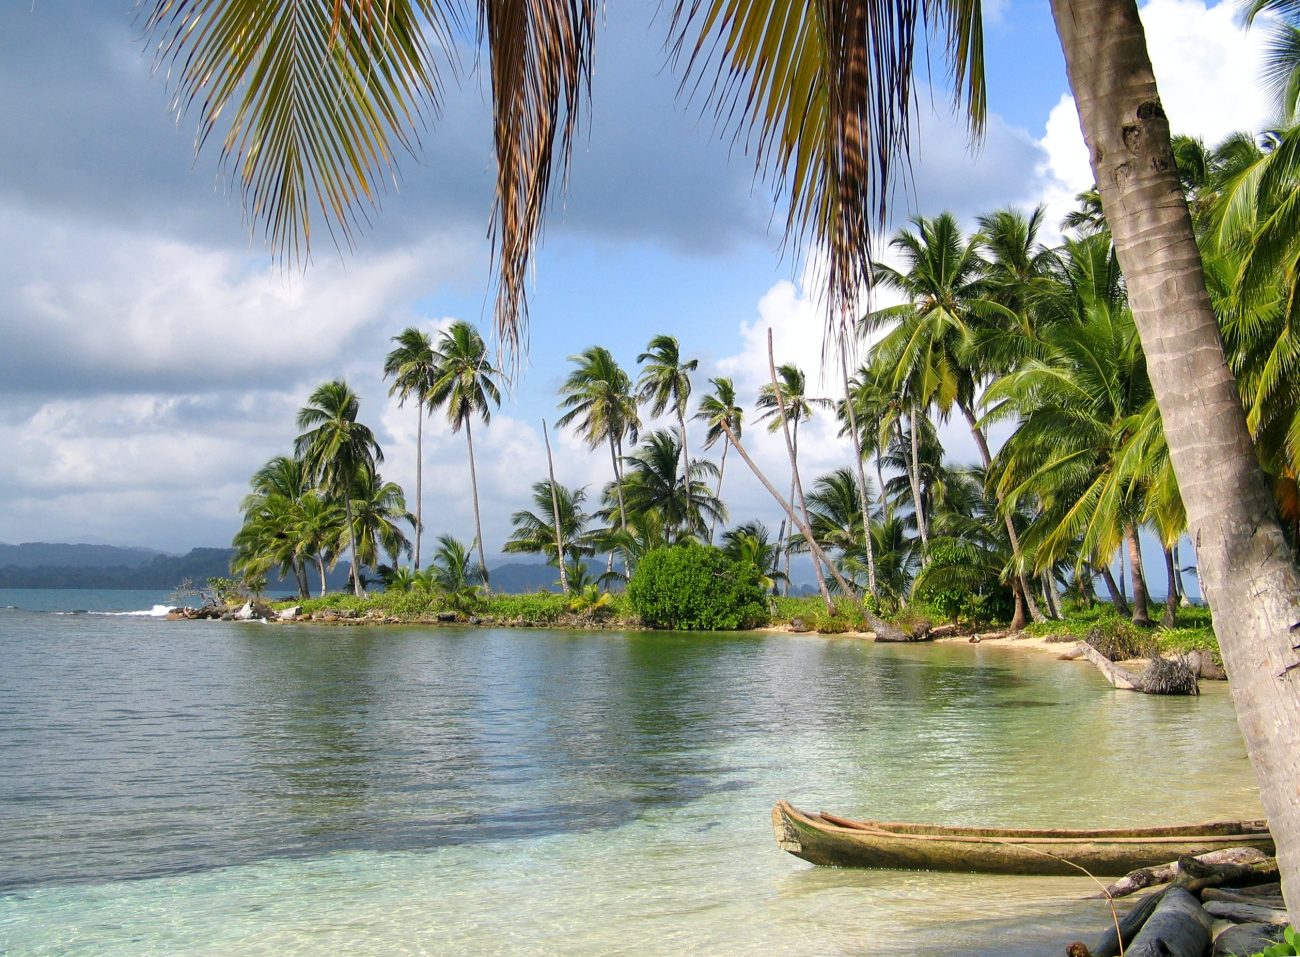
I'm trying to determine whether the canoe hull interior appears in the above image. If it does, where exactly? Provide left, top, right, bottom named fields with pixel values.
left=771, top=802, right=1276, bottom=877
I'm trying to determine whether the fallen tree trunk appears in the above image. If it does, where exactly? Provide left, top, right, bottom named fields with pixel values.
left=1083, top=889, right=1167, bottom=957
left=1202, top=900, right=1290, bottom=925
left=1213, top=923, right=1289, bottom=957
left=1201, top=887, right=1286, bottom=907
left=1078, top=642, right=1144, bottom=690
left=1094, top=847, right=1270, bottom=899
left=1125, top=887, right=1212, bottom=957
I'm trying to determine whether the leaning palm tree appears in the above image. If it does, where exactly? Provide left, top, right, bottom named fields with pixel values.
left=636, top=334, right=698, bottom=493
left=556, top=347, right=641, bottom=532
left=429, top=320, right=502, bottom=588
left=294, top=380, right=382, bottom=597
left=756, top=362, right=831, bottom=594
left=693, top=377, right=743, bottom=542
left=141, top=0, right=1300, bottom=908
left=383, top=327, right=437, bottom=569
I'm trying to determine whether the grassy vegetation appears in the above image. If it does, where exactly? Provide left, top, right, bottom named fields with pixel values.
left=1024, top=602, right=1218, bottom=656
left=277, top=589, right=638, bottom=629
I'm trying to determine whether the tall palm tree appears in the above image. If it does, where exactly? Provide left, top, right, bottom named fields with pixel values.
left=383, top=327, right=437, bottom=569
left=636, top=334, right=698, bottom=494
left=143, top=0, right=1300, bottom=909
left=556, top=347, right=640, bottom=532
left=294, top=380, right=382, bottom=597
left=429, top=320, right=502, bottom=588
left=693, top=376, right=743, bottom=542
left=756, top=362, right=830, bottom=593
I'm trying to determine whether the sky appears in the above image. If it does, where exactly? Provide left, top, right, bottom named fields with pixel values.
left=0, top=0, right=1276, bottom=567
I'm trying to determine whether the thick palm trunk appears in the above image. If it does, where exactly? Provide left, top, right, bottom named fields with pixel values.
left=1008, top=578, right=1028, bottom=632
left=841, top=352, right=878, bottom=599
left=317, top=557, right=328, bottom=596
left=960, top=400, right=1043, bottom=622
left=1041, top=571, right=1062, bottom=620
left=1100, top=564, right=1130, bottom=617
left=908, top=406, right=930, bottom=552
left=1161, top=545, right=1179, bottom=629
left=1124, top=527, right=1152, bottom=627
left=414, top=407, right=423, bottom=570
left=1053, top=0, right=1300, bottom=921
left=465, top=420, right=489, bottom=590
left=295, top=560, right=309, bottom=600
left=710, top=441, right=729, bottom=543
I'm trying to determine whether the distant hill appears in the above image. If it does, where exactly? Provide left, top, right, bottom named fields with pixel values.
left=0, top=542, right=165, bottom=569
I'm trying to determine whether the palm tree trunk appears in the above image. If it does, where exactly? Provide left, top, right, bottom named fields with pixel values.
left=465, top=420, right=489, bottom=590
left=1172, top=541, right=1187, bottom=605
left=345, top=496, right=364, bottom=598
left=908, top=405, right=930, bottom=552
left=1041, top=571, right=1062, bottom=620
left=840, top=351, right=878, bottom=599
left=609, top=435, right=628, bottom=533
left=767, top=330, right=834, bottom=608
left=719, top=421, right=854, bottom=612
left=1162, top=545, right=1179, bottom=629
left=542, top=420, right=569, bottom=595
left=1053, top=0, right=1300, bottom=920
left=876, top=450, right=889, bottom=519
left=1125, top=524, right=1152, bottom=627
left=295, top=560, right=309, bottom=600
left=677, top=406, right=691, bottom=515
left=783, top=418, right=798, bottom=596
left=710, top=441, right=729, bottom=543
left=959, top=400, right=1043, bottom=622
left=1100, top=564, right=1130, bottom=616
left=1008, top=578, right=1028, bottom=632
left=411, top=406, right=422, bottom=569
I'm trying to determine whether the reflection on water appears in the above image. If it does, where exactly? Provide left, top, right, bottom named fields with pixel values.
left=0, top=612, right=1262, bottom=956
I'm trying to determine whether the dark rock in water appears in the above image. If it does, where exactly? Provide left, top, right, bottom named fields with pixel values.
left=1213, top=922, right=1286, bottom=957
left=436, top=611, right=457, bottom=623
left=788, top=617, right=810, bottom=633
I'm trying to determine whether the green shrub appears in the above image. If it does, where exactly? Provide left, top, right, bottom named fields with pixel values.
left=1249, top=925, right=1297, bottom=957
left=1085, top=620, right=1158, bottom=661
left=627, top=544, right=768, bottom=631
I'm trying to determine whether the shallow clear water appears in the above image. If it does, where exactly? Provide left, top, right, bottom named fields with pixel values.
left=0, top=591, right=1262, bottom=955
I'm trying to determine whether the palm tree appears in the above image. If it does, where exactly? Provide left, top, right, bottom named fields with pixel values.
left=636, top=334, right=698, bottom=494
left=236, top=455, right=315, bottom=597
left=693, top=377, right=743, bottom=542
left=429, top=320, right=502, bottom=588
left=756, top=362, right=830, bottom=593
left=609, top=430, right=724, bottom=543
left=503, top=480, right=596, bottom=572
left=428, top=534, right=486, bottom=612
left=294, top=380, right=382, bottom=597
left=144, top=0, right=1300, bottom=908
left=383, top=327, right=437, bottom=569
left=720, top=520, right=786, bottom=594
left=348, top=470, right=415, bottom=576
left=556, top=347, right=640, bottom=532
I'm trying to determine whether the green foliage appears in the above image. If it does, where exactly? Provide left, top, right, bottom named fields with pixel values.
left=911, top=538, right=1013, bottom=625
left=627, top=544, right=768, bottom=631
left=206, top=576, right=245, bottom=605
left=569, top=584, right=614, bottom=615
left=1248, top=925, right=1297, bottom=957
left=1085, top=620, right=1158, bottom=661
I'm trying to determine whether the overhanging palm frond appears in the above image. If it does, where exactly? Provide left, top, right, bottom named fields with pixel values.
left=145, top=0, right=454, bottom=259
left=668, top=0, right=986, bottom=324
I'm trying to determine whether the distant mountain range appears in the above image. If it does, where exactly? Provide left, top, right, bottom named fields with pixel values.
left=0, top=542, right=571, bottom=594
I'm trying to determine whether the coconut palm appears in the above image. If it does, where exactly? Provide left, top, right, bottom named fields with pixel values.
left=636, top=334, right=698, bottom=493
left=503, top=480, right=597, bottom=571
left=693, top=376, right=744, bottom=541
left=383, top=327, right=437, bottom=569
left=608, top=430, right=724, bottom=543
left=294, top=380, right=383, bottom=597
left=428, top=534, right=486, bottom=612
left=556, top=347, right=640, bottom=531
left=429, top=320, right=502, bottom=588
left=348, top=470, right=415, bottom=575
left=719, top=520, right=786, bottom=594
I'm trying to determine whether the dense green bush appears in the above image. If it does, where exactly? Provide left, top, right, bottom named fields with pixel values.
left=627, top=544, right=768, bottom=631
left=1085, top=619, right=1158, bottom=661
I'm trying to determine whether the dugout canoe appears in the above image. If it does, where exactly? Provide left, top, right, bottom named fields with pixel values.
left=771, top=800, right=1274, bottom=876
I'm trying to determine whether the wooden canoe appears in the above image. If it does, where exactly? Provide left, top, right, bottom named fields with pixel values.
left=772, top=800, right=1274, bottom=876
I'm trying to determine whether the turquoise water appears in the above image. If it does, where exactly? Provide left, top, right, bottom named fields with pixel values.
left=0, top=591, right=1262, bottom=955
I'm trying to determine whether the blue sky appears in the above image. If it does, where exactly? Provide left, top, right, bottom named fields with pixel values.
left=0, top=1, right=1275, bottom=579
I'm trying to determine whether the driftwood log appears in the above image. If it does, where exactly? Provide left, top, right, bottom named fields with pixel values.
left=1203, top=900, right=1290, bottom=925
left=1212, top=922, right=1288, bottom=957
left=1094, top=847, right=1270, bottom=899
left=1077, top=642, right=1144, bottom=689
left=1082, top=889, right=1168, bottom=957
left=1125, top=887, right=1212, bottom=957
left=1201, top=887, right=1286, bottom=907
